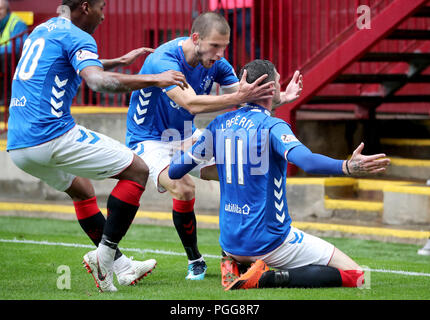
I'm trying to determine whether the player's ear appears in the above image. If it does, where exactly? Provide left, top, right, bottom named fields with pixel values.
left=81, top=1, right=90, bottom=15
left=191, top=33, right=200, bottom=45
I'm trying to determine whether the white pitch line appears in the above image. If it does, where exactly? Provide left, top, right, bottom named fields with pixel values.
left=0, top=238, right=221, bottom=259
left=1, top=238, right=430, bottom=278
left=362, top=267, right=430, bottom=277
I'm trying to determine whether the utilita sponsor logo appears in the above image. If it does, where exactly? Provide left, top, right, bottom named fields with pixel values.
left=10, top=96, right=27, bottom=107
left=225, top=203, right=250, bottom=215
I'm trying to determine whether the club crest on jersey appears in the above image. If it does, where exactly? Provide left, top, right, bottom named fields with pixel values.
left=201, top=75, right=214, bottom=93
left=281, top=134, right=298, bottom=144
left=76, top=49, right=99, bottom=61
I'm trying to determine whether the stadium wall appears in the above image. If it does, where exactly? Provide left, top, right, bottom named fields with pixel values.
left=2, top=113, right=429, bottom=227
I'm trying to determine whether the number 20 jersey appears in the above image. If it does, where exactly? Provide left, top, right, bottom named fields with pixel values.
left=7, top=17, right=103, bottom=151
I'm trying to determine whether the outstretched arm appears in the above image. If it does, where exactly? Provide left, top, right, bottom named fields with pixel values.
left=287, top=143, right=390, bottom=176
left=168, top=151, right=200, bottom=180
left=100, top=47, right=154, bottom=71
left=287, top=145, right=344, bottom=175
left=169, top=128, right=215, bottom=179
left=80, top=66, right=188, bottom=93
left=166, top=70, right=275, bottom=115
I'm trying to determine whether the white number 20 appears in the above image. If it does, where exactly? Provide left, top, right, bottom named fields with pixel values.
left=14, top=37, right=45, bottom=81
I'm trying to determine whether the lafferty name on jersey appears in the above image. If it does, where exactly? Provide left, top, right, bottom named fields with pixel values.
left=220, top=114, right=255, bottom=131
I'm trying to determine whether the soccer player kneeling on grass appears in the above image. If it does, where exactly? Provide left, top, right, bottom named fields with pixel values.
left=168, top=59, right=391, bottom=290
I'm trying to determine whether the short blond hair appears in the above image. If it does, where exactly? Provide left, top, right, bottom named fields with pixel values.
left=191, top=12, right=230, bottom=39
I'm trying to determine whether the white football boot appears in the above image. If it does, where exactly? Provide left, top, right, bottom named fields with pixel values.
left=83, top=247, right=117, bottom=292
left=114, top=255, right=157, bottom=286
left=418, top=239, right=430, bottom=256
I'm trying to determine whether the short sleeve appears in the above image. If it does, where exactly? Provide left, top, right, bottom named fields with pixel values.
left=215, top=58, right=239, bottom=88
left=148, top=52, right=182, bottom=92
left=270, top=122, right=303, bottom=160
left=66, top=30, right=103, bottom=74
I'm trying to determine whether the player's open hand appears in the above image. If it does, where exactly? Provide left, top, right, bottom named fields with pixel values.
left=283, top=70, right=303, bottom=103
left=237, top=70, right=275, bottom=103
left=119, top=47, right=154, bottom=67
left=156, top=70, right=189, bottom=90
left=345, top=142, right=391, bottom=176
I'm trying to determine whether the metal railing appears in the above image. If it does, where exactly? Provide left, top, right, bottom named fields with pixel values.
left=2, top=0, right=429, bottom=134
left=0, top=29, right=28, bottom=134
left=81, top=0, right=428, bottom=105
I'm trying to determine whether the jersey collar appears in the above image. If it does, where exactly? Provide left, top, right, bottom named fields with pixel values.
left=242, top=103, right=271, bottom=116
left=178, top=39, right=203, bottom=71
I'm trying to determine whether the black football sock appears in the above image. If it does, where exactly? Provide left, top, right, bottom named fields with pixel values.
left=102, top=180, right=144, bottom=246
left=74, top=197, right=122, bottom=260
left=258, top=265, right=343, bottom=288
left=172, top=198, right=202, bottom=261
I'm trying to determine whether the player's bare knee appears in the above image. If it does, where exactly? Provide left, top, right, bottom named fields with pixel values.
left=169, top=180, right=195, bottom=200
left=134, top=160, right=149, bottom=186
left=65, top=177, right=95, bottom=201
left=181, top=187, right=195, bottom=201
left=329, top=247, right=361, bottom=271
left=117, top=154, right=149, bottom=186
left=173, top=186, right=195, bottom=201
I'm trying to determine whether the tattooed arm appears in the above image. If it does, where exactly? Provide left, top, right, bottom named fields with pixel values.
left=343, top=143, right=390, bottom=176
left=80, top=66, right=188, bottom=93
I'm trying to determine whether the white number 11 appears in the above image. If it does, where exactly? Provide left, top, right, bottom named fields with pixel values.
left=225, top=138, right=244, bottom=185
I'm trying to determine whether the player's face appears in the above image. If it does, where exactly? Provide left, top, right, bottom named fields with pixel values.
left=195, top=30, right=230, bottom=69
left=86, top=0, right=105, bottom=34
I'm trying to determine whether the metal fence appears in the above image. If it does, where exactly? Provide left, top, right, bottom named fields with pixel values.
left=0, top=30, right=27, bottom=134
left=1, top=0, right=429, bottom=134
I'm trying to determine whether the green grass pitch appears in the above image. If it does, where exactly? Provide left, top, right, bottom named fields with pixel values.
left=0, top=215, right=429, bottom=300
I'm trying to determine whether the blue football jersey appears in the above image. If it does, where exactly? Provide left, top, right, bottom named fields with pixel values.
left=125, top=37, right=239, bottom=149
left=7, top=17, right=103, bottom=150
left=190, top=104, right=303, bottom=256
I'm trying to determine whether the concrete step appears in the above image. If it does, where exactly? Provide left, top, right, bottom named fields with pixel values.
left=286, top=177, right=430, bottom=227
left=288, top=177, right=418, bottom=200
left=287, top=177, right=384, bottom=224
left=385, top=157, right=430, bottom=181
left=291, top=178, right=387, bottom=224
left=378, top=138, right=430, bottom=180
left=383, top=184, right=430, bottom=225
left=324, top=198, right=383, bottom=224
left=380, top=138, right=430, bottom=160
left=324, top=177, right=416, bottom=201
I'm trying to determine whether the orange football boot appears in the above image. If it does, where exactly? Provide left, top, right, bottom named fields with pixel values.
left=220, top=255, right=240, bottom=288
left=225, top=259, right=269, bottom=291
